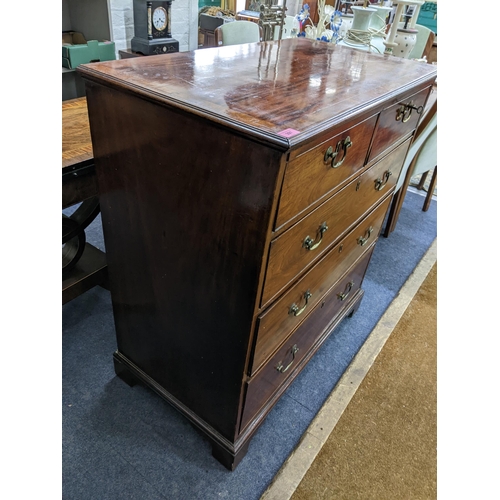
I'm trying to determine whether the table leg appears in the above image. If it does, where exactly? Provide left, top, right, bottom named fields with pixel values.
left=62, top=197, right=108, bottom=304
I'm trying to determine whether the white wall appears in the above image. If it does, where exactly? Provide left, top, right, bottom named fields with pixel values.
left=107, top=0, right=134, bottom=53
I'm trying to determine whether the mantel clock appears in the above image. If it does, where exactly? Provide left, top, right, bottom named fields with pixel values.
left=131, top=0, right=179, bottom=55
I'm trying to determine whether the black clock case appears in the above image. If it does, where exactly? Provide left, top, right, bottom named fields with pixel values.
left=131, top=0, right=179, bottom=56
left=131, top=37, right=179, bottom=56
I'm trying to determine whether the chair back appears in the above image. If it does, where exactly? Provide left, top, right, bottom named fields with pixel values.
left=409, top=24, right=435, bottom=59
left=396, top=111, right=437, bottom=192
left=215, top=20, right=262, bottom=46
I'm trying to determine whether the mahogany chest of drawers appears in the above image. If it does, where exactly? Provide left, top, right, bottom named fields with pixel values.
left=78, top=38, right=437, bottom=470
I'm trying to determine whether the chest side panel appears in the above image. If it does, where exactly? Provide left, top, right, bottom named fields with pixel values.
left=85, top=82, right=284, bottom=440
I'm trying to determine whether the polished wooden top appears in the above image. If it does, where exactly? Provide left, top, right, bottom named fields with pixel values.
left=78, top=38, right=437, bottom=147
left=62, top=97, right=92, bottom=170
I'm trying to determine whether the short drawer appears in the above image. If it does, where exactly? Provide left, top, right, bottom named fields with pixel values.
left=368, top=87, right=430, bottom=162
left=240, top=249, right=374, bottom=433
left=261, top=138, right=410, bottom=307
left=275, top=114, right=378, bottom=230
left=250, top=195, right=391, bottom=375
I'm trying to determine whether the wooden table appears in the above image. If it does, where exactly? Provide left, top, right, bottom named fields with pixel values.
left=62, top=97, right=107, bottom=304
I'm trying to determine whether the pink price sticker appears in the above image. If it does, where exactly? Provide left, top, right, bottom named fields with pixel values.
left=277, top=128, right=301, bottom=138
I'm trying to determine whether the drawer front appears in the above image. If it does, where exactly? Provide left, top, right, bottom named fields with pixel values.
left=251, top=195, right=391, bottom=375
left=275, top=115, right=378, bottom=230
left=241, top=249, right=374, bottom=432
left=369, top=87, right=430, bottom=162
left=262, top=138, right=410, bottom=307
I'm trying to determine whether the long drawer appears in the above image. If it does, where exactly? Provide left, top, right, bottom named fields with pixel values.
left=275, top=114, right=378, bottom=230
left=261, top=138, right=410, bottom=307
left=250, top=195, right=391, bottom=376
left=368, top=87, right=429, bottom=162
left=240, top=248, right=374, bottom=433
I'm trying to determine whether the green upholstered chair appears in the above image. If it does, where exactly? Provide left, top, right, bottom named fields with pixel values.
left=214, top=20, right=262, bottom=46
left=409, top=23, right=436, bottom=60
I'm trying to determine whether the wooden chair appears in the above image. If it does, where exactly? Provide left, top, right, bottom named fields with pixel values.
left=214, top=20, right=262, bottom=46
left=409, top=24, right=436, bottom=60
left=383, top=99, right=437, bottom=237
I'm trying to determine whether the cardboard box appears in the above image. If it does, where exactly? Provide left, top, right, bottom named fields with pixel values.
left=62, top=32, right=116, bottom=69
left=62, top=31, right=87, bottom=45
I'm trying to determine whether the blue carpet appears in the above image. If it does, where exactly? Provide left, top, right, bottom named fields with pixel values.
left=62, top=191, right=436, bottom=500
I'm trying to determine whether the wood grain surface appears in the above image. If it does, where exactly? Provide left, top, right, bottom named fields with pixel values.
left=275, top=113, right=378, bottom=230
left=241, top=250, right=374, bottom=432
left=62, top=97, right=92, bottom=169
left=78, top=38, right=437, bottom=147
left=262, top=138, right=409, bottom=307
left=251, top=196, right=391, bottom=376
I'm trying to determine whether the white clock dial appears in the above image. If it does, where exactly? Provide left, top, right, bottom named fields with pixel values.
left=152, top=7, right=167, bottom=31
